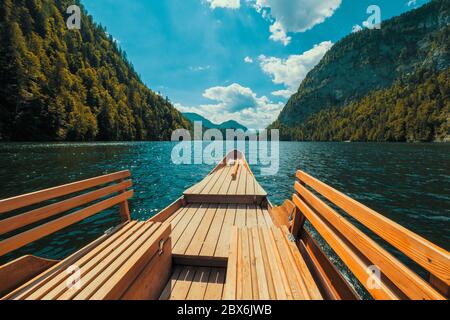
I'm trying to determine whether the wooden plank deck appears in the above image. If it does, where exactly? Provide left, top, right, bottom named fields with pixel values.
left=184, top=163, right=267, bottom=204
left=166, top=203, right=273, bottom=265
left=159, top=266, right=226, bottom=300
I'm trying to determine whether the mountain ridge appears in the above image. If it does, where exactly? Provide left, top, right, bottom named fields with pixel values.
left=0, top=0, right=190, bottom=141
left=271, top=0, right=449, bottom=142
left=182, top=112, right=248, bottom=131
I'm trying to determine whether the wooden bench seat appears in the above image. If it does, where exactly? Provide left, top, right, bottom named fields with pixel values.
left=223, top=225, right=322, bottom=300
left=2, top=221, right=171, bottom=300
left=0, top=171, right=172, bottom=300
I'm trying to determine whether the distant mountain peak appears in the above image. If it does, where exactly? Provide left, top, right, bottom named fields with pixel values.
left=182, top=113, right=248, bottom=131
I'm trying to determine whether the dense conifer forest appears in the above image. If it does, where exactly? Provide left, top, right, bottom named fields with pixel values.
left=0, top=0, right=190, bottom=141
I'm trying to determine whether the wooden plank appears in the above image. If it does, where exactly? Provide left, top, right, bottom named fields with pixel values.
left=0, top=255, right=58, bottom=297
left=260, top=207, right=273, bottom=226
left=240, top=228, right=253, bottom=300
left=200, top=204, right=227, bottom=257
left=256, top=226, right=277, bottom=300
left=169, top=266, right=196, bottom=300
left=231, top=161, right=240, bottom=180
left=265, top=227, right=294, bottom=300
left=184, top=194, right=265, bottom=205
left=271, top=227, right=310, bottom=300
left=159, top=266, right=182, bottom=300
left=297, top=170, right=450, bottom=286
left=186, top=267, right=211, bottom=300
left=223, top=227, right=238, bottom=300
left=293, top=194, right=399, bottom=300
left=210, top=166, right=232, bottom=195
left=204, top=268, right=226, bottom=300
left=234, top=204, right=246, bottom=227
left=60, top=222, right=158, bottom=300
left=149, top=197, right=185, bottom=223
left=171, top=205, right=201, bottom=248
left=173, top=204, right=208, bottom=255
left=215, top=205, right=237, bottom=258
left=280, top=225, right=322, bottom=300
left=299, top=230, right=359, bottom=300
left=22, top=222, right=139, bottom=300
left=185, top=205, right=218, bottom=256
left=0, top=190, right=133, bottom=257
left=219, top=166, right=234, bottom=195
left=246, top=205, right=258, bottom=228
left=295, top=182, right=443, bottom=300
left=248, top=227, right=259, bottom=300
left=185, top=163, right=225, bottom=194
left=0, top=171, right=130, bottom=214
left=120, top=239, right=172, bottom=300
left=0, top=180, right=132, bottom=236
left=167, top=205, right=190, bottom=228
left=236, top=167, right=247, bottom=195
left=227, top=164, right=242, bottom=195
left=202, top=168, right=226, bottom=195
left=92, top=224, right=171, bottom=300
left=250, top=227, right=270, bottom=300
left=3, top=222, right=129, bottom=300
left=246, top=170, right=255, bottom=196
left=254, top=181, right=267, bottom=196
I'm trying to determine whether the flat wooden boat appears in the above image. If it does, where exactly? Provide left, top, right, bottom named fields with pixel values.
left=0, top=150, right=448, bottom=300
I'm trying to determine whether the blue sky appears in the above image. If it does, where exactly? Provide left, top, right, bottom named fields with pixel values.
left=82, top=0, right=428, bottom=129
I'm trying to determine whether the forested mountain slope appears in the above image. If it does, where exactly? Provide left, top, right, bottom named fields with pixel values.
left=0, top=0, right=190, bottom=141
left=271, top=0, right=449, bottom=142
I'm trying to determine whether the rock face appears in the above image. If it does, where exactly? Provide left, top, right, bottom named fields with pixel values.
left=273, top=0, right=450, bottom=135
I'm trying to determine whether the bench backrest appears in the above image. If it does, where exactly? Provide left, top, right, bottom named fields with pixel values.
left=0, top=171, right=133, bottom=258
left=292, top=170, right=449, bottom=300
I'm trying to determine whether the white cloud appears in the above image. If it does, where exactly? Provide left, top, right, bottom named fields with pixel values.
left=207, top=0, right=240, bottom=9
left=258, top=41, right=333, bottom=97
left=253, top=0, right=341, bottom=45
left=244, top=56, right=254, bottom=63
left=271, top=89, right=293, bottom=98
left=269, top=21, right=292, bottom=46
left=175, top=83, right=283, bottom=129
left=352, top=24, right=363, bottom=33
left=407, top=0, right=417, bottom=7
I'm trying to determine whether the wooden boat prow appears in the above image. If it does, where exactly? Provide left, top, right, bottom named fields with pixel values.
left=0, top=149, right=449, bottom=300
left=183, top=150, right=267, bottom=205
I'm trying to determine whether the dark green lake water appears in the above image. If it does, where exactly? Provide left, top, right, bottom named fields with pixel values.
left=1, top=142, right=449, bottom=272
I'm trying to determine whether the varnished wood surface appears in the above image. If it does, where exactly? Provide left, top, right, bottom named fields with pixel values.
left=3, top=221, right=170, bottom=300
left=166, top=203, right=273, bottom=261
left=159, top=266, right=226, bottom=300
left=184, top=163, right=267, bottom=200
left=223, top=226, right=322, bottom=300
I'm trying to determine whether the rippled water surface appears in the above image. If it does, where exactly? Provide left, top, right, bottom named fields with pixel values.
left=0, top=142, right=449, bottom=266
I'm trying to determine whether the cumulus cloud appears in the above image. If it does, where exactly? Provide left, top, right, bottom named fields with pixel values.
left=244, top=56, right=254, bottom=63
left=269, top=21, right=292, bottom=46
left=207, top=0, right=240, bottom=9
left=175, top=83, right=283, bottom=129
left=254, top=0, right=341, bottom=45
left=258, top=41, right=333, bottom=97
